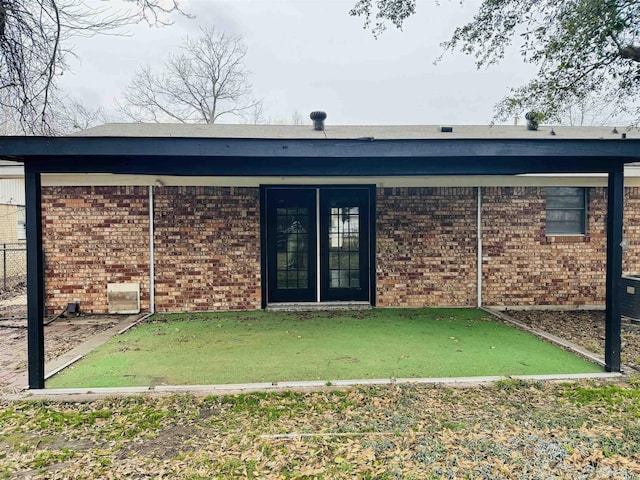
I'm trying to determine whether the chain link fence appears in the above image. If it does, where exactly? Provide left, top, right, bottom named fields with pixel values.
left=0, top=242, right=26, bottom=292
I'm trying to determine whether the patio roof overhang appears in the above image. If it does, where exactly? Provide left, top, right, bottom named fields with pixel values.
left=1, top=133, right=638, bottom=389
left=2, top=135, right=640, bottom=176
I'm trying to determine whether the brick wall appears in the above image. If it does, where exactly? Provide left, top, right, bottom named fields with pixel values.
left=376, top=187, right=478, bottom=307
left=481, top=187, right=608, bottom=307
left=42, top=186, right=150, bottom=314
left=376, top=186, right=640, bottom=308
left=153, top=187, right=261, bottom=311
left=40, top=184, right=640, bottom=313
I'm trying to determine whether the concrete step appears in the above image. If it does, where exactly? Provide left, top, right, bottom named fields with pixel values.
left=266, top=302, right=372, bottom=312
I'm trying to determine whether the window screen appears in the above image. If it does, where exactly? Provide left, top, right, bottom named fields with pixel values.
left=546, top=187, right=587, bottom=235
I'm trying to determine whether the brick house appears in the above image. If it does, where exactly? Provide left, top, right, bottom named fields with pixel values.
left=2, top=121, right=638, bottom=384
left=40, top=179, right=640, bottom=313
left=31, top=123, right=640, bottom=314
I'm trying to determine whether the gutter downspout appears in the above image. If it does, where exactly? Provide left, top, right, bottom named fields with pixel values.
left=477, top=186, right=482, bottom=308
left=149, top=186, right=155, bottom=314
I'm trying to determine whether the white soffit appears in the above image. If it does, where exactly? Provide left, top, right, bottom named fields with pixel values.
left=41, top=173, right=640, bottom=188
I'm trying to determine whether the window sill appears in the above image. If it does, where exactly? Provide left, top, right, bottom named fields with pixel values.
left=544, top=234, right=588, bottom=244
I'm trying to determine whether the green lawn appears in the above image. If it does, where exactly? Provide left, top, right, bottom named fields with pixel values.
left=4, top=381, right=640, bottom=477
left=47, top=308, right=602, bottom=388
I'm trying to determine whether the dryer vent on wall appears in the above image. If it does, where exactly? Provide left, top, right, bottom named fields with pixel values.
left=107, top=283, right=140, bottom=314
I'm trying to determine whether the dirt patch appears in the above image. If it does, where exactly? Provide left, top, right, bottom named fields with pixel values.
left=0, top=287, right=26, bottom=319
left=505, top=310, right=640, bottom=370
left=117, top=425, right=197, bottom=461
left=0, top=315, right=122, bottom=391
left=13, top=317, right=119, bottom=368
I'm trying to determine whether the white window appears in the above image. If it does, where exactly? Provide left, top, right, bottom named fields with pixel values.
left=546, top=187, right=587, bottom=235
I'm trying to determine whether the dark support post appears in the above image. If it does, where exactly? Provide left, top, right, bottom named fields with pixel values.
left=25, top=166, right=45, bottom=389
left=605, top=165, right=624, bottom=372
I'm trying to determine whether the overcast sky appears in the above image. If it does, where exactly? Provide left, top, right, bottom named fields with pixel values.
left=58, top=0, right=538, bottom=126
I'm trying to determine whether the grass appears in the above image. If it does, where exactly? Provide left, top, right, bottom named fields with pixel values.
left=3, top=380, right=640, bottom=478
left=46, top=308, right=602, bottom=388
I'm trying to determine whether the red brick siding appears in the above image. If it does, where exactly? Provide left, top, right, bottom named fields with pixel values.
left=481, top=187, right=608, bottom=306
left=376, top=187, right=478, bottom=307
left=41, top=184, right=640, bottom=312
left=42, top=186, right=150, bottom=314
left=153, top=187, right=261, bottom=311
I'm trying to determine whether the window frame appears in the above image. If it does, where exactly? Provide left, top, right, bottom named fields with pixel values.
left=545, top=187, right=588, bottom=236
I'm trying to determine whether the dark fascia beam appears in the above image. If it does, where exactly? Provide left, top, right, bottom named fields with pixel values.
left=1, top=136, right=640, bottom=162
left=16, top=154, right=635, bottom=177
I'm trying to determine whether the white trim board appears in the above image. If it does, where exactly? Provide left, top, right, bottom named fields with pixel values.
left=41, top=173, right=640, bottom=188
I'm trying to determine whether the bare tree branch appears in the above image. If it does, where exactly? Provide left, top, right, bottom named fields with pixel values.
left=118, top=27, right=262, bottom=124
left=48, top=95, right=111, bottom=133
left=0, top=0, right=185, bottom=135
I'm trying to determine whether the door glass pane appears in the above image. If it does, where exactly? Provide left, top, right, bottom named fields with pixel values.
left=276, top=207, right=309, bottom=289
left=328, top=205, right=360, bottom=289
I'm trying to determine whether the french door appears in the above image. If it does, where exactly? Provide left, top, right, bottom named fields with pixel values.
left=264, top=187, right=373, bottom=304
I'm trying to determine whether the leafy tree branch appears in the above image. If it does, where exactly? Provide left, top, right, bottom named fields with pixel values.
left=350, top=0, right=640, bottom=124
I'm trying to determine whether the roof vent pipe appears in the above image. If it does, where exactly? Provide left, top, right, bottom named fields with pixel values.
left=525, top=111, right=540, bottom=131
left=310, top=111, right=327, bottom=131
